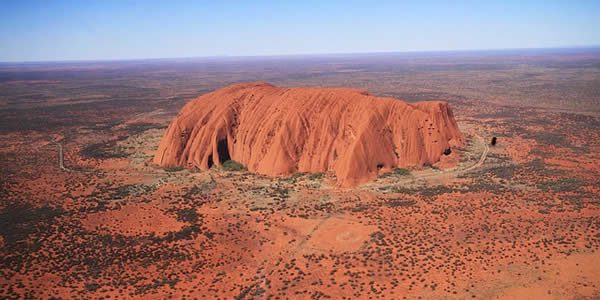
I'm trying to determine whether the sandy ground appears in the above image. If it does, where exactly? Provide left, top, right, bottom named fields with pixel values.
left=2, top=92, right=599, bottom=299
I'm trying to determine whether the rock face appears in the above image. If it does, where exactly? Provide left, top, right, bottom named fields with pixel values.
left=154, top=82, right=463, bottom=186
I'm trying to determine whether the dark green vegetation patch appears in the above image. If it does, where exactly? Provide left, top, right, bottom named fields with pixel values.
left=221, top=160, right=247, bottom=172
left=0, top=204, right=64, bottom=246
left=164, top=166, right=184, bottom=172
left=386, top=199, right=417, bottom=207
left=537, top=178, right=585, bottom=193
left=81, top=141, right=128, bottom=159
left=380, top=168, right=411, bottom=178
left=125, top=122, right=166, bottom=134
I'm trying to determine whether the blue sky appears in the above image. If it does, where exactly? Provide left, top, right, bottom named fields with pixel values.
left=0, top=0, right=599, bottom=62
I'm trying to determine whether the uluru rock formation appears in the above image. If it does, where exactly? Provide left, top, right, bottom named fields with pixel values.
left=154, top=82, right=463, bottom=186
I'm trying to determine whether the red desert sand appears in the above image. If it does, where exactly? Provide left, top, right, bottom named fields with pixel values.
left=154, top=82, right=463, bottom=186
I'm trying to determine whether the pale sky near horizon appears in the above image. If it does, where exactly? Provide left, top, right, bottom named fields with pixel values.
left=0, top=0, right=599, bottom=62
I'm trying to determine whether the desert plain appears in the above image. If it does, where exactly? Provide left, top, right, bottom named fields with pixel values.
left=1, top=49, right=599, bottom=299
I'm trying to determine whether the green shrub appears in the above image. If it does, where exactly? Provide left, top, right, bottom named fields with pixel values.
left=81, top=141, right=128, bottom=159
left=307, top=172, right=325, bottom=180
left=537, top=178, right=584, bottom=192
left=386, top=199, right=416, bottom=207
left=176, top=208, right=199, bottom=223
left=164, top=166, right=184, bottom=172
left=281, top=172, right=306, bottom=183
left=84, top=282, right=101, bottom=292
left=184, top=179, right=216, bottom=198
left=380, top=168, right=411, bottom=178
left=419, top=185, right=455, bottom=197
left=125, top=122, right=165, bottom=134
left=221, top=160, right=247, bottom=171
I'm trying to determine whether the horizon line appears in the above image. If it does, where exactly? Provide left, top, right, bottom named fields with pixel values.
left=1, top=44, right=600, bottom=64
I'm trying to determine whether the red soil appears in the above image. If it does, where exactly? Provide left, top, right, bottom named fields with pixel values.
left=154, top=82, right=463, bottom=186
left=502, top=136, right=537, bottom=163
left=81, top=203, right=185, bottom=237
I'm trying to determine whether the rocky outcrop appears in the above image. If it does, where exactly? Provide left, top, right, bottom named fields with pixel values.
left=154, top=82, right=463, bottom=186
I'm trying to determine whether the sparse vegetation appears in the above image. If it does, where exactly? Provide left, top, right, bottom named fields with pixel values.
left=84, top=282, right=101, bottom=292
left=185, top=179, right=217, bottom=198
left=1, top=49, right=599, bottom=299
left=126, top=122, right=166, bottom=134
left=307, top=172, right=325, bottom=181
left=281, top=172, right=307, bottom=183
left=176, top=208, right=200, bottom=223
left=0, top=204, right=64, bottom=245
left=111, top=184, right=155, bottom=199
left=386, top=199, right=416, bottom=207
left=164, top=165, right=184, bottom=172
left=537, top=178, right=584, bottom=193
left=221, top=160, right=247, bottom=172
left=380, top=168, right=411, bottom=178
left=81, top=141, right=128, bottom=159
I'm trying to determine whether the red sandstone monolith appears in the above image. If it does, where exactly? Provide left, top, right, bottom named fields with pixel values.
left=154, top=82, right=463, bottom=186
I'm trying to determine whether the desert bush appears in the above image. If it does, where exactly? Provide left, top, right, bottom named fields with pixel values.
left=221, top=160, right=247, bottom=171
left=525, top=131, right=575, bottom=149
left=81, top=141, right=128, bottom=159
left=85, top=282, right=101, bottom=292
left=538, top=208, right=550, bottom=214
left=478, top=165, right=516, bottom=180
left=164, top=166, right=184, bottom=172
left=380, top=168, right=411, bottom=178
left=0, top=204, right=64, bottom=245
left=377, top=185, right=415, bottom=194
left=386, top=199, right=416, bottom=207
left=176, top=208, right=199, bottom=223
left=163, top=224, right=201, bottom=242
left=537, top=178, right=584, bottom=192
left=281, top=172, right=307, bottom=183
left=307, top=172, right=325, bottom=180
left=112, top=184, right=154, bottom=199
left=185, top=179, right=216, bottom=198
left=467, top=180, right=507, bottom=193
left=370, top=231, right=387, bottom=246
left=271, top=186, right=290, bottom=199
left=125, top=122, right=165, bottom=134
left=419, top=185, right=455, bottom=197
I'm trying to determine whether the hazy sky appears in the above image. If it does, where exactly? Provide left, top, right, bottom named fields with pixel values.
left=1, top=0, right=599, bottom=62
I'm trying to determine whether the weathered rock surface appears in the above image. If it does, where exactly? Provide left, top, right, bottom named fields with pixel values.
left=154, top=82, right=463, bottom=186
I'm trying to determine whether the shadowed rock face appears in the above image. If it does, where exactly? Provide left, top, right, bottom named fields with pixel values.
left=154, top=82, right=463, bottom=186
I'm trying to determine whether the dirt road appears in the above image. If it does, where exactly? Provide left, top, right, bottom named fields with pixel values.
left=378, top=132, right=489, bottom=187
left=56, top=143, right=71, bottom=172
